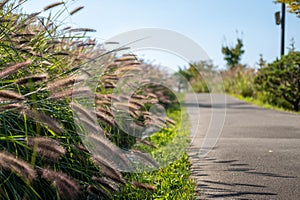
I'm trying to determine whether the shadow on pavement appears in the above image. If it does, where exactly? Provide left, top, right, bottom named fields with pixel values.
left=190, top=156, right=297, bottom=199
left=206, top=191, right=277, bottom=199
left=183, top=101, right=267, bottom=111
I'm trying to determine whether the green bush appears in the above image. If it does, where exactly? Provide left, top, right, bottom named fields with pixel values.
left=255, top=51, right=300, bottom=111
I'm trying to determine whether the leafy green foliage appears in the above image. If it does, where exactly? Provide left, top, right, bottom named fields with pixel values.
left=176, top=61, right=217, bottom=93
left=276, top=0, right=300, bottom=17
left=255, top=51, right=300, bottom=111
left=174, top=67, right=192, bottom=92
left=222, top=38, right=245, bottom=69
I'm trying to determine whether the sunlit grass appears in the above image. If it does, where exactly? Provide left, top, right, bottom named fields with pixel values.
left=114, top=106, right=196, bottom=200
left=230, top=94, right=300, bottom=115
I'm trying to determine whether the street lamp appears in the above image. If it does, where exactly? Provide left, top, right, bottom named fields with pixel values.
left=281, top=3, right=286, bottom=56
left=275, top=3, right=286, bottom=57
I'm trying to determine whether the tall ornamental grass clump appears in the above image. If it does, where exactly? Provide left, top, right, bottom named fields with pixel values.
left=221, top=67, right=255, bottom=98
left=0, top=1, right=183, bottom=199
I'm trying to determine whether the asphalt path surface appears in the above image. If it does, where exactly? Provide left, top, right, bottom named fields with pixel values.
left=186, top=94, right=300, bottom=200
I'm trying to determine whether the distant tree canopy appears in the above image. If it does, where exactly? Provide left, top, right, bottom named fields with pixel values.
left=174, top=67, right=192, bottom=92
left=186, top=61, right=217, bottom=93
left=221, top=38, right=245, bottom=69
left=276, top=0, right=300, bottom=17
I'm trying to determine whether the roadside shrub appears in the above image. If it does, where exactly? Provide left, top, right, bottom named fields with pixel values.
left=255, top=51, right=300, bottom=111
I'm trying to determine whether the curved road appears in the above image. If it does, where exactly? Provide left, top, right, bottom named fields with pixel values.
left=186, top=94, right=300, bottom=200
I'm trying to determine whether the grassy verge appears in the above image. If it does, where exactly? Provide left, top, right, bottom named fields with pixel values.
left=230, top=94, right=300, bottom=115
left=114, top=106, right=196, bottom=200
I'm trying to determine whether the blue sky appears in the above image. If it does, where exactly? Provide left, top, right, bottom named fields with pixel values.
left=21, top=0, right=300, bottom=70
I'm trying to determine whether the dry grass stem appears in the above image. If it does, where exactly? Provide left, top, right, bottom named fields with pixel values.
left=51, top=52, right=69, bottom=56
left=113, top=102, right=140, bottom=111
left=22, top=109, right=64, bottom=134
left=132, top=181, right=156, bottom=191
left=0, top=151, right=36, bottom=181
left=48, top=88, right=92, bottom=100
left=132, top=94, right=145, bottom=100
left=44, top=2, right=64, bottom=11
left=62, top=26, right=71, bottom=31
left=47, top=76, right=84, bottom=91
left=95, top=111, right=115, bottom=126
left=27, top=137, right=65, bottom=160
left=70, top=6, right=84, bottom=15
left=41, top=169, right=80, bottom=200
left=78, top=117, right=103, bottom=133
left=166, top=118, right=176, bottom=126
left=92, top=176, right=120, bottom=192
left=0, top=60, right=31, bottom=78
left=95, top=99, right=111, bottom=106
left=15, top=73, right=48, bottom=85
left=92, top=155, right=126, bottom=184
left=130, top=150, right=160, bottom=168
left=87, top=133, right=128, bottom=168
left=69, top=28, right=96, bottom=33
left=116, top=66, right=141, bottom=73
left=114, top=56, right=137, bottom=62
left=70, top=102, right=95, bottom=123
left=95, top=106, right=113, bottom=117
left=129, top=99, right=144, bottom=109
left=0, top=103, right=24, bottom=111
left=0, top=90, right=25, bottom=100
left=123, top=62, right=141, bottom=66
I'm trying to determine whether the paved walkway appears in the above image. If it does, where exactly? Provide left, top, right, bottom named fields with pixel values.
left=186, top=94, right=300, bottom=200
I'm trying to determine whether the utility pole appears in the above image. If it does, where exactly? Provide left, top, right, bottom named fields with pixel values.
left=281, top=3, right=286, bottom=56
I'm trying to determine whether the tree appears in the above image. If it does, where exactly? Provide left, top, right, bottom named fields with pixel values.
left=187, top=60, right=217, bottom=93
left=257, top=54, right=267, bottom=68
left=221, top=38, right=245, bottom=69
left=276, top=0, right=300, bottom=17
left=255, top=50, right=300, bottom=111
left=174, top=67, right=192, bottom=92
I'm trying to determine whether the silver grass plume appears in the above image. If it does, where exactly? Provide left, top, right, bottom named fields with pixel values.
left=43, top=2, right=64, bottom=11
left=70, top=102, right=95, bottom=123
left=48, top=88, right=92, bottom=100
left=47, top=76, right=84, bottom=91
left=92, top=176, right=120, bottom=192
left=0, top=90, right=25, bottom=101
left=41, top=169, right=80, bottom=200
left=21, top=108, right=64, bottom=134
left=15, top=73, right=48, bottom=85
left=0, top=60, right=31, bottom=78
left=87, top=133, right=128, bottom=169
left=91, top=154, right=126, bottom=184
left=0, top=103, right=24, bottom=112
left=0, top=151, right=36, bottom=182
left=132, top=181, right=156, bottom=191
left=70, top=6, right=84, bottom=15
left=27, top=137, right=65, bottom=160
